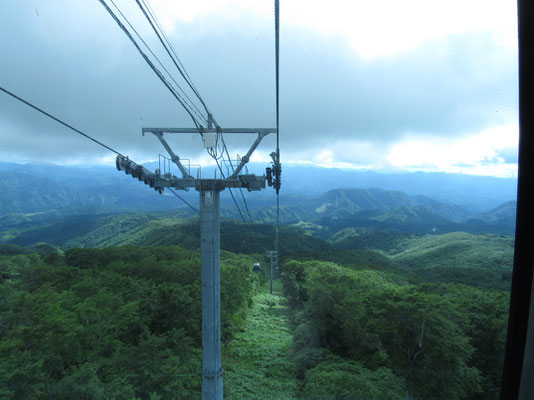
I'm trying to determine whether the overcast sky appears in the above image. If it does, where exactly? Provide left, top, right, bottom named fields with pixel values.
left=0, top=0, right=519, bottom=177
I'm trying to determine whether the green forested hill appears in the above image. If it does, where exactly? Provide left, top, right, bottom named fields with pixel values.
left=1, top=164, right=517, bottom=236
left=385, top=232, right=514, bottom=289
left=1, top=162, right=518, bottom=214
left=281, top=260, right=509, bottom=400
left=0, top=243, right=510, bottom=399
left=0, top=246, right=263, bottom=398
left=0, top=212, right=513, bottom=398
left=1, top=208, right=514, bottom=291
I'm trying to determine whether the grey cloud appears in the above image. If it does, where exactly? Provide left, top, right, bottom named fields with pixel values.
left=0, top=1, right=518, bottom=166
left=494, top=147, right=519, bottom=164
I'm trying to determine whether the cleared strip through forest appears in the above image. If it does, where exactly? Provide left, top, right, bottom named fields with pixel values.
left=223, top=281, right=298, bottom=399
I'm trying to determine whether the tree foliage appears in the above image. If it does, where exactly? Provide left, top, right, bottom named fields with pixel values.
left=0, top=246, right=260, bottom=398
left=282, top=260, right=508, bottom=400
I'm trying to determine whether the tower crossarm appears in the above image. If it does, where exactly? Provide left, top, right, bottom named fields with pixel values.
left=142, top=126, right=276, bottom=184
left=142, top=127, right=276, bottom=135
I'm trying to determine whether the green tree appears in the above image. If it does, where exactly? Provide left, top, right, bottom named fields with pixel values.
left=363, top=286, right=482, bottom=400
left=302, top=354, right=404, bottom=399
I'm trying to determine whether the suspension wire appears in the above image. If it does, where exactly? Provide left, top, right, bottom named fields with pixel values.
left=97, top=0, right=204, bottom=134
left=135, top=0, right=215, bottom=123
left=275, top=0, right=280, bottom=164
left=102, top=0, right=259, bottom=228
left=0, top=85, right=199, bottom=213
left=136, top=0, right=232, bottom=164
left=139, top=0, right=233, bottom=168
left=143, top=0, right=201, bottom=98
left=0, top=86, right=120, bottom=155
left=103, top=0, right=251, bottom=227
left=274, top=0, right=280, bottom=258
left=108, top=0, right=207, bottom=125
left=215, top=134, right=255, bottom=230
left=168, top=187, right=199, bottom=214
left=239, top=188, right=255, bottom=230
left=137, top=0, right=234, bottom=167
left=213, top=158, right=252, bottom=229
left=141, top=0, right=211, bottom=126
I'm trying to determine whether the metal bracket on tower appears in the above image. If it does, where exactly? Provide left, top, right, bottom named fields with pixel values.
left=269, top=151, right=282, bottom=193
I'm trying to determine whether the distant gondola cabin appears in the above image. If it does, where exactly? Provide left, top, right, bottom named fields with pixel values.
left=252, top=262, right=261, bottom=272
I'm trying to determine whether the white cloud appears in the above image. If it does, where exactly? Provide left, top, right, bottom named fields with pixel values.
left=386, top=123, right=518, bottom=176
left=0, top=0, right=519, bottom=178
left=151, top=0, right=517, bottom=59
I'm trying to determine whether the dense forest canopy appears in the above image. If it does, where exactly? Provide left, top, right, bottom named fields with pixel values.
left=0, top=213, right=511, bottom=399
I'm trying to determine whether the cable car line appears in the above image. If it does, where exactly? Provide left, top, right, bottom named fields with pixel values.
left=97, top=0, right=204, bottom=133
left=107, top=0, right=207, bottom=125
left=274, top=0, right=281, bottom=261
left=213, top=158, right=253, bottom=230
left=133, top=0, right=258, bottom=233
left=99, top=0, right=254, bottom=227
left=167, top=187, right=200, bottom=214
left=0, top=85, right=199, bottom=214
left=0, top=86, right=121, bottom=156
left=129, top=0, right=252, bottom=226
left=141, top=0, right=202, bottom=105
left=135, top=0, right=215, bottom=124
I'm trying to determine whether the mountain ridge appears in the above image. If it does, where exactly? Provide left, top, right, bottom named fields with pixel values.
left=0, top=162, right=517, bottom=214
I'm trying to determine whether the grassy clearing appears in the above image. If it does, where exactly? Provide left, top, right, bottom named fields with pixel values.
left=223, top=280, right=298, bottom=399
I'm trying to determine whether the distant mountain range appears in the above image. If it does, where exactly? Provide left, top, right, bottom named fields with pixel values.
left=0, top=162, right=517, bottom=238
left=224, top=187, right=516, bottom=236
left=0, top=161, right=517, bottom=212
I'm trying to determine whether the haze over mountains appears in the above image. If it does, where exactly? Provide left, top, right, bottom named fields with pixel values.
left=0, top=161, right=517, bottom=241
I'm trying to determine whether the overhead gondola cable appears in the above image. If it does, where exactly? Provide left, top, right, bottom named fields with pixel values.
left=134, top=0, right=254, bottom=225
left=141, top=0, right=202, bottom=100
left=97, top=0, right=204, bottom=133
left=0, top=86, right=121, bottom=155
left=135, top=0, right=215, bottom=124
left=101, top=0, right=253, bottom=226
left=0, top=85, right=200, bottom=214
left=135, top=0, right=258, bottom=232
left=217, top=135, right=256, bottom=230
left=274, top=0, right=281, bottom=260
left=167, top=187, right=199, bottom=214
left=213, top=158, right=254, bottom=231
left=108, top=0, right=207, bottom=125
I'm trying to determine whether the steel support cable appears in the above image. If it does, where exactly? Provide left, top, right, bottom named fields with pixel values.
left=143, top=0, right=203, bottom=102
left=211, top=132, right=255, bottom=229
left=274, top=0, right=281, bottom=259
left=139, top=0, right=257, bottom=231
left=220, top=139, right=256, bottom=229
left=0, top=85, right=199, bottom=214
left=275, top=0, right=280, bottom=165
left=168, top=187, right=199, bottom=214
left=133, top=0, right=253, bottom=228
left=140, top=0, right=208, bottom=122
left=213, top=158, right=251, bottom=228
left=136, top=0, right=230, bottom=161
left=239, top=189, right=255, bottom=230
left=108, top=0, right=207, bottom=125
left=97, top=0, right=204, bottom=134
left=135, top=0, right=215, bottom=124
left=138, top=0, right=227, bottom=162
left=0, top=86, right=121, bottom=155
left=138, top=0, right=228, bottom=164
